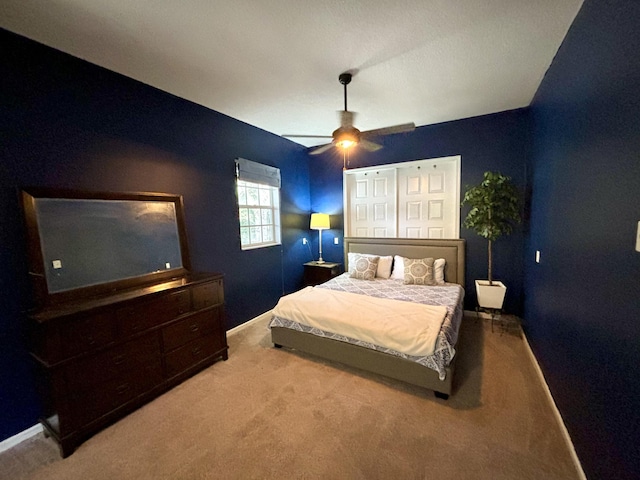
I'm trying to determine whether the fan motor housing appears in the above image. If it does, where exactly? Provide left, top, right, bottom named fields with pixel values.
left=332, top=126, right=360, bottom=148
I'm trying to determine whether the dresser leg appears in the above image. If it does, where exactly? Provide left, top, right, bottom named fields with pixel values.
left=59, top=439, right=76, bottom=458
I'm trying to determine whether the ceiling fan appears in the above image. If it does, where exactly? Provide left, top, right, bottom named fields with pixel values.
left=283, top=72, right=415, bottom=155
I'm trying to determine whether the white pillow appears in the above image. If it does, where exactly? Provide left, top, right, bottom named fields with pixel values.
left=347, top=252, right=393, bottom=279
left=391, top=255, right=407, bottom=280
left=434, top=258, right=446, bottom=284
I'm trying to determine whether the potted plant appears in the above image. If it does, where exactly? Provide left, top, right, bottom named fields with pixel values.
left=461, top=171, right=521, bottom=310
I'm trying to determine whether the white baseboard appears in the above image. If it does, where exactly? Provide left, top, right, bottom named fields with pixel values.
left=0, top=423, right=43, bottom=454
left=521, top=330, right=587, bottom=480
left=227, top=310, right=272, bottom=336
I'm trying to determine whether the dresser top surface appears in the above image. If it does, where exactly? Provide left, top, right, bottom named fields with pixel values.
left=29, top=272, right=223, bottom=322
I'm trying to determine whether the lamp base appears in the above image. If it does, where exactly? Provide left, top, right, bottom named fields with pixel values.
left=316, top=259, right=325, bottom=264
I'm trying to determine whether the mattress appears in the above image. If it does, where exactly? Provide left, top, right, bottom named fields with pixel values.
left=270, top=273, right=465, bottom=380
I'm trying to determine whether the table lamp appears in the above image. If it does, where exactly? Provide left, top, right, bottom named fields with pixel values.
left=310, top=213, right=330, bottom=263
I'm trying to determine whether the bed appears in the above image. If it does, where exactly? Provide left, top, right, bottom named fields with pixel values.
left=270, top=237, right=466, bottom=399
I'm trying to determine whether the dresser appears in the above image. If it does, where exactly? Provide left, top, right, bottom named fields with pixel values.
left=27, top=272, right=227, bottom=457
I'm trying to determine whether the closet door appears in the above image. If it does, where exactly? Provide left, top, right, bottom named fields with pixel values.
left=346, top=169, right=396, bottom=237
left=344, top=156, right=460, bottom=239
left=397, top=157, right=460, bottom=238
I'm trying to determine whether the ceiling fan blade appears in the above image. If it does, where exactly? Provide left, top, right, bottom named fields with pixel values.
left=309, top=143, right=335, bottom=155
left=359, top=139, right=383, bottom=152
left=282, top=134, right=333, bottom=139
left=361, top=122, right=416, bottom=138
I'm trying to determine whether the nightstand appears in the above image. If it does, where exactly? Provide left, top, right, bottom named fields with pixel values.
left=303, top=261, right=342, bottom=286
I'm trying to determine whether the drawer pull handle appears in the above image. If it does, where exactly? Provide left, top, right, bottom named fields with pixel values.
left=86, top=335, right=96, bottom=346
left=115, top=384, right=130, bottom=395
left=189, top=324, right=200, bottom=332
left=131, top=323, right=140, bottom=331
left=191, top=347, right=202, bottom=356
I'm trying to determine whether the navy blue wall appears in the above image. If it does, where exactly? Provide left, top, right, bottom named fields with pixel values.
left=526, top=1, right=640, bottom=478
left=0, top=29, right=311, bottom=442
left=309, top=109, right=531, bottom=315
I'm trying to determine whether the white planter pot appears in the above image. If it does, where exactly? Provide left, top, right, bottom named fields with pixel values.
left=475, top=280, right=507, bottom=309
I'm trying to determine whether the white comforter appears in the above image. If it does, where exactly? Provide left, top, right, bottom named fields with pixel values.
left=272, top=286, right=447, bottom=357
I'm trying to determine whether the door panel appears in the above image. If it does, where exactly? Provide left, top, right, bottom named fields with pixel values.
left=345, top=156, right=460, bottom=239
left=397, top=158, right=459, bottom=238
left=346, top=169, right=396, bottom=237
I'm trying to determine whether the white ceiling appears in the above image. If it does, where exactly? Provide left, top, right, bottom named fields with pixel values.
left=1, top=0, right=583, bottom=147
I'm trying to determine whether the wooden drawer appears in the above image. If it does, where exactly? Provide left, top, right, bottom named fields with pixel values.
left=162, top=308, right=220, bottom=352
left=117, top=290, right=190, bottom=337
left=70, top=362, right=162, bottom=427
left=164, top=335, right=223, bottom=379
left=66, top=334, right=162, bottom=391
left=62, top=311, right=116, bottom=359
left=33, top=311, right=117, bottom=364
left=192, top=281, right=223, bottom=310
left=303, top=262, right=342, bottom=286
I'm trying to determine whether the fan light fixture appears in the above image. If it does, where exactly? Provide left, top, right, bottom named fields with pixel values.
left=282, top=72, right=415, bottom=155
left=334, top=130, right=359, bottom=149
left=310, top=213, right=330, bottom=263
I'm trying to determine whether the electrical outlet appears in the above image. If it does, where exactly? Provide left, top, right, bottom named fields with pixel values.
left=636, top=221, right=640, bottom=252
left=334, top=237, right=339, bottom=245
left=52, top=259, right=62, bottom=269
left=165, top=262, right=171, bottom=269
left=302, top=238, right=308, bottom=245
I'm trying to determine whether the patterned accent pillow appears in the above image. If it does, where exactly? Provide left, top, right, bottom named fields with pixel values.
left=403, top=257, right=436, bottom=285
left=348, top=252, right=393, bottom=279
left=349, top=254, right=380, bottom=280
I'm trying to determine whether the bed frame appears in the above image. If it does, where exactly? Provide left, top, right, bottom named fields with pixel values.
left=271, top=237, right=466, bottom=398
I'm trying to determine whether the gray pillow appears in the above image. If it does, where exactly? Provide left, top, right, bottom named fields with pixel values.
left=403, top=257, right=436, bottom=285
left=349, top=254, right=380, bottom=281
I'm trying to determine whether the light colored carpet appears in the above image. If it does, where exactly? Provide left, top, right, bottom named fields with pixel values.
left=0, top=315, right=582, bottom=480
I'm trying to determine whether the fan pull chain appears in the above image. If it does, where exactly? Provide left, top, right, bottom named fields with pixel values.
left=343, top=149, right=351, bottom=171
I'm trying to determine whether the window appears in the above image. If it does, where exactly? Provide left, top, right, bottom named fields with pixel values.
left=235, top=158, right=281, bottom=250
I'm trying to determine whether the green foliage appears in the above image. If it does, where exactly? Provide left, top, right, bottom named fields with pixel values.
left=461, top=171, right=521, bottom=283
left=462, top=171, right=521, bottom=241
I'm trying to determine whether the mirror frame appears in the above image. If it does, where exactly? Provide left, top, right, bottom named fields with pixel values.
left=21, top=187, right=191, bottom=307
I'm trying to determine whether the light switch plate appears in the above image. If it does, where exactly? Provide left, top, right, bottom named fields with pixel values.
left=535, top=250, right=541, bottom=263
left=636, top=221, right=640, bottom=252
left=334, top=237, right=339, bottom=245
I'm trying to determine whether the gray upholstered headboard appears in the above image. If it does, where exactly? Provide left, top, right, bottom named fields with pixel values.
left=343, top=237, right=466, bottom=287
